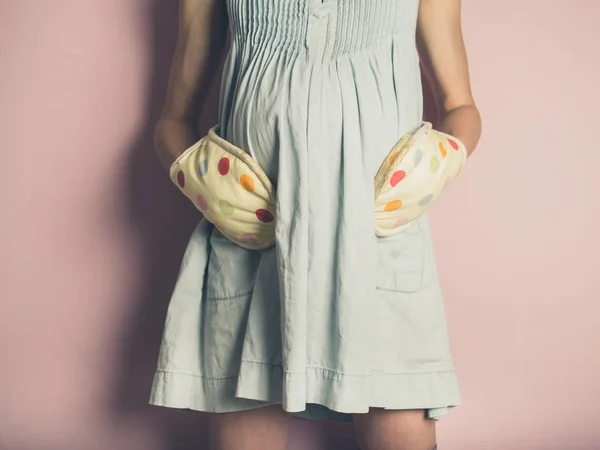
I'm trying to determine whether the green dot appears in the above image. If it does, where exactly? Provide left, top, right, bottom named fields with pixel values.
left=430, top=155, right=440, bottom=173
left=219, top=200, right=234, bottom=216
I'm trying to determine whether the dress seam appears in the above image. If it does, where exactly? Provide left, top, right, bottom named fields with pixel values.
left=156, top=363, right=456, bottom=381
left=155, top=369, right=237, bottom=380
left=206, top=290, right=254, bottom=301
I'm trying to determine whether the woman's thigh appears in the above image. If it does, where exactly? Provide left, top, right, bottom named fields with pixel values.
left=209, top=405, right=293, bottom=450
left=353, top=408, right=437, bottom=450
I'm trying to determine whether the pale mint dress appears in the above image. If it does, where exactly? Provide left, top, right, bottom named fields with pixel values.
left=150, top=0, right=461, bottom=421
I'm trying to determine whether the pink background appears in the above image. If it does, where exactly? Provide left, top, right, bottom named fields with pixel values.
left=1, top=1, right=599, bottom=449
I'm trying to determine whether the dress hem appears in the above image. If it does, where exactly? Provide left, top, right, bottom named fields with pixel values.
left=149, top=360, right=461, bottom=422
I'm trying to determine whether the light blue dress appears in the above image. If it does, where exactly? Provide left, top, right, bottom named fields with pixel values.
left=150, top=0, right=461, bottom=421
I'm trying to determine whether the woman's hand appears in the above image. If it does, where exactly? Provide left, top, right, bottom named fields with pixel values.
left=154, top=0, right=229, bottom=171
left=416, top=0, right=482, bottom=157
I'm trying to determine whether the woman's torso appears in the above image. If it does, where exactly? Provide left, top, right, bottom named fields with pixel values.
left=218, top=0, right=423, bottom=181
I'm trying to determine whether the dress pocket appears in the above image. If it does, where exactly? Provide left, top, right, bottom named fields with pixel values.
left=375, top=220, right=425, bottom=292
left=206, top=228, right=261, bottom=301
left=203, top=295, right=252, bottom=378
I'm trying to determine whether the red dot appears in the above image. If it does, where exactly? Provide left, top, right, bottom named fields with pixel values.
left=256, top=209, right=274, bottom=223
left=177, top=170, right=185, bottom=188
left=218, top=157, right=230, bottom=175
left=448, top=139, right=459, bottom=150
left=390, top=170, right=406, bottom=187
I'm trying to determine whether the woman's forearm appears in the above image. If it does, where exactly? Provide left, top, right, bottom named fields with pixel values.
left=416, top=0, right=481, bottom=157
left=155, top=0, right=229, bottom=171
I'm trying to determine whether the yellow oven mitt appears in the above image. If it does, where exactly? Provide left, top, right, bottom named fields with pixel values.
left=169, top=127, right=277, bottom=250
left=169, top=122, right=467, bottom=249
left=373, top=122, right=467, bottom=236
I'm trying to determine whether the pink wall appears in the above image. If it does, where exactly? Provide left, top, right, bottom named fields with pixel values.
left=1, top=1, right=599, bottom=449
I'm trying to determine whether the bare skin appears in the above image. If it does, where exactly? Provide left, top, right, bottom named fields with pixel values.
left=209, top=406, right=292, bottom=450
left=417, top=0, right=482, bottom=156
left=156, top=1, right=481, bottom=449
left=154, top=0, right=229, bottom=171
left=354, top=409, right=437, bottom=450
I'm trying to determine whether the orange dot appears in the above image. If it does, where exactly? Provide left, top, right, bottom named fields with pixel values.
left=389, top=151, right=400, bottom=165
left=384, top=200, right=403, bottom=212
left=438, top=142, right=447, bottom=158
left=240, top=174, right=255, bottom=192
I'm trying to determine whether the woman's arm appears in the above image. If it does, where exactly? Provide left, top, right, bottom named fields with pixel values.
left=155, top=0, right=229, bottom=170
left=417, top=0, right=481, bottom=156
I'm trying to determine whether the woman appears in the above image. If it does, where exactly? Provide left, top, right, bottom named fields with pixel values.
left=150, top=0, right=482, bottom=449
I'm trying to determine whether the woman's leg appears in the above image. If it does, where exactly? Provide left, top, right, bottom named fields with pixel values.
left=353, top=408, right=437, bottom=450
left=209, top=405, right=293, bottom=450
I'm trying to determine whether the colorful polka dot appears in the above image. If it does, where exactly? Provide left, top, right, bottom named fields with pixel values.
left=413, top=149, right=423, bottom=166
left=240, top=174, right=255, bottom=192
left=395, top=217, right=411, bottom=227
left=390, top=170, right=406, bottom=187
left=448, top=139, right=459, bottom=150
left=438, top=142, right=447, bottom=158
left=219, top=199, right=234, bottom=216
left=198, top=159, right=209, bottom=176
left=384, top=200, right=403, bottom=212
left=419, top=193, right=434, bottom=206
left=256, top=209, right=274, bottom=223
left=241, top=234, right=258, bottom=244
left=196, top=194, right=208, bottom=211
left=176, top=170, right=185, bottom=188
left=430, top=156, right=440, bottom=173
left=389, top=151, right=400, bottom=165
left=218, top=157, right=230, bottom=176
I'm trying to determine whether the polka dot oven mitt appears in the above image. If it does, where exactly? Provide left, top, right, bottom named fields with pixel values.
left=169, top=127, right=277, bottom=250
left=374, top=121, right=467, bottom=237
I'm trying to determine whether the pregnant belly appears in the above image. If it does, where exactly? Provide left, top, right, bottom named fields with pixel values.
left=218, top=47, right=422, bottom=187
